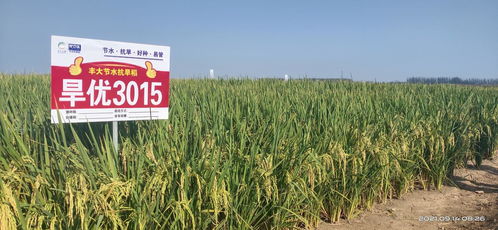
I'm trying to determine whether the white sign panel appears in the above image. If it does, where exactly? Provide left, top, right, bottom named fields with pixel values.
left=51, top=35, right=170, bottom=123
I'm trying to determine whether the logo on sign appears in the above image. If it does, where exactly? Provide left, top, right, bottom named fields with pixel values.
left=57, top=42, right=67, bottom=54
left=68, top=44, right=81, bottom=53
left=58, top=42, right=66, bottom=50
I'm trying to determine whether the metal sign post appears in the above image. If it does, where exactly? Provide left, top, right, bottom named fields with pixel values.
left=112, top=121, right=118, bottom=152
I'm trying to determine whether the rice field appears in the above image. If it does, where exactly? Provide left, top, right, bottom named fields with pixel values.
left=0, top=74, right=497, bottom=229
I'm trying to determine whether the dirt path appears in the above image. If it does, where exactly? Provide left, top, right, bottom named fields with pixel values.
left=318, top=157, right=498, bottom=230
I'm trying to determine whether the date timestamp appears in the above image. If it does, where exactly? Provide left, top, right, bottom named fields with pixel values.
left=419, top=216, right=486, bottom=222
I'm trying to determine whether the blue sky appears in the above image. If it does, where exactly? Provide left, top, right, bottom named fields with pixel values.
left=1, top=0, right=497, bottom=81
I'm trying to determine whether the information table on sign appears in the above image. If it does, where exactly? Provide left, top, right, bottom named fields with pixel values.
left=51, top=35, right=170, bottom=123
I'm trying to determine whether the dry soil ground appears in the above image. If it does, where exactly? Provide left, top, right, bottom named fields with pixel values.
left=318, top=156, right=498, bottom=230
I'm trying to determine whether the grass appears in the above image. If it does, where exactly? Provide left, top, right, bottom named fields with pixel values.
left=0, top=74, right=497, bottom=229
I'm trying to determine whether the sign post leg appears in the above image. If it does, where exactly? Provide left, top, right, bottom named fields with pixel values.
left=112, top=121, right=118, bottom=152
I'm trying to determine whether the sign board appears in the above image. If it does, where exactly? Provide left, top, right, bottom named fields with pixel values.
left=51, top=35, right=170, bottom=123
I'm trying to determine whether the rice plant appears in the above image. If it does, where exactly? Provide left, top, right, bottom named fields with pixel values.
left=0, top=74, right=497, bottom=229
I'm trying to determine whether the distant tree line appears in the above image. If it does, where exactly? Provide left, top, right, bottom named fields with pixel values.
left=407, top=77, right=498, bottom=85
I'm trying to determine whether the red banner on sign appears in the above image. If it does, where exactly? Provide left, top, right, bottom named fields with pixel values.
left=51, top=60, right=169, bottom=110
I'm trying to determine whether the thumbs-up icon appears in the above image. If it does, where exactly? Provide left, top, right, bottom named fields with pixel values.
left=145, top=61, right=157, bottom=78
left=69, top=56, right=83, bottom=76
